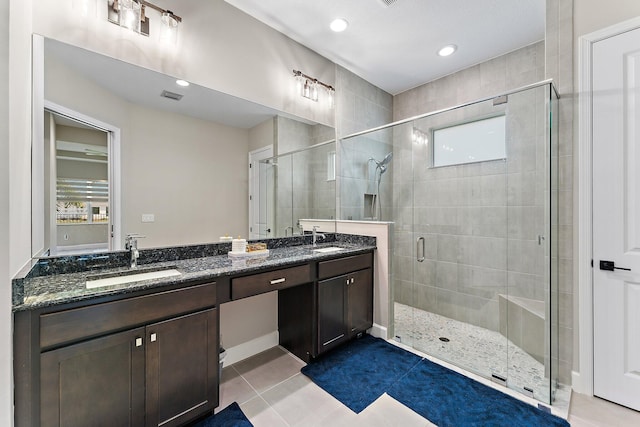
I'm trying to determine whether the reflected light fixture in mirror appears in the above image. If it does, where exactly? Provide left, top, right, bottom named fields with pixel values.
left=412, top=127, right=428, bottom=145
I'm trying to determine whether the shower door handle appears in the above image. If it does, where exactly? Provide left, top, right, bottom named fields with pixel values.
left=417, top=237, right=425, bottom=262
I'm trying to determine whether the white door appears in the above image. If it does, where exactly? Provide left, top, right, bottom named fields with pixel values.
left=248, top=146, right=273, bottom=239
left=592, top=26, right=640, bottom=411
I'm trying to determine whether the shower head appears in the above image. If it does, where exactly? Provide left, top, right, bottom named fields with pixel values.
left=380, top=152, right=393, bottom=167
left=369, top=152, right=393, bottom=171
left=378, top=152, right=393, bottom=174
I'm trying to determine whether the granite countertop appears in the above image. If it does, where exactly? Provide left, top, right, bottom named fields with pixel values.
left=12, top=234, right=376, bottom=312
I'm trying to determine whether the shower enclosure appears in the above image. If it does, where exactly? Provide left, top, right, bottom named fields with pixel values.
left=340, top=81, right=560, bottom=404
left=259, top=140, right=337, bottom=238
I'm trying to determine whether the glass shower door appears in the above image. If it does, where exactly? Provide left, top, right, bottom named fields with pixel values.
left=410, top=98, right=510, bottom=385
left=502, top=83, right=558, bottom=404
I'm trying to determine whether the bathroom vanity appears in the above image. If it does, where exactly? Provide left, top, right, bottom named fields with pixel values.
left=13, top=235, right=375, bottom=427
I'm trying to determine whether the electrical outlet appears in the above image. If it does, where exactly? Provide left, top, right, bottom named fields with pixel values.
left=141, top=214, right=155, bottom=223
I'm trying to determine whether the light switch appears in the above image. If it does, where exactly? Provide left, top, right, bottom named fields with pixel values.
left=142, top=214, right=155, bottom=223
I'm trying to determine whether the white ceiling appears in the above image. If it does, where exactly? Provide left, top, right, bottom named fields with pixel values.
left=46, top=38, right=284, bottom=129
left=225, top=0, right=546, bottom=95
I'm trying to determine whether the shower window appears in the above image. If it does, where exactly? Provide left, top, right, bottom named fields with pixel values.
left=432, top=115, right=506, bottom=167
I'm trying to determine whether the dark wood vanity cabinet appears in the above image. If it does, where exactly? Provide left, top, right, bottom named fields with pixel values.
left=317, top=266, right=373, bottom=354
left=18, top=282, right=219, bottom=427
left=40, top=327, right=146, bottom=427
left=278, top=251, right=374, bottom=362
left=145, top=309, right=218, bottom=427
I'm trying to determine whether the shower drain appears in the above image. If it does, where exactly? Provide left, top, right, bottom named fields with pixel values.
left=438, top=337, right=450, bottom=342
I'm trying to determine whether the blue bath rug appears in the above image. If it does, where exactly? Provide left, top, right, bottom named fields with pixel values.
left=387, top=358, right=570, bottom=427
left=189, top=402, right=253, bottom=427
left=301, top=334, right=423, bottom=413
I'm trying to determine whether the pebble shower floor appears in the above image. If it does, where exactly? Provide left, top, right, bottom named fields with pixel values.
left=393, top=302, right=570, bottom=408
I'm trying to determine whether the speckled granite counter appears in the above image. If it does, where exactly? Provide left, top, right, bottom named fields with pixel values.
left=12, top=233, right=376, bottom=312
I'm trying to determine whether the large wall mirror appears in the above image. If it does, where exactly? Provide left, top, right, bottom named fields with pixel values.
left=32, top=35, right=336, bottom=258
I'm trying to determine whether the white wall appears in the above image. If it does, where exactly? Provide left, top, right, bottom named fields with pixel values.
left=574, top=0, right=640, bottom=38
left=4, top=0, right=33, bottom=424
left=248, top=118, right=275, bottom=153
left=0, top=0, right=11, bottom=424
left=45, top=54, right=250, bottom=248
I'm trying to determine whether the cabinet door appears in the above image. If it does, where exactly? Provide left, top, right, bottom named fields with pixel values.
left=145, top=308, right=218, bottom=427
left=348, top=268, right=373, bottom=336
left=317, top=275, right=347, bottom=353
left=40, top=327, right=146, bottom=427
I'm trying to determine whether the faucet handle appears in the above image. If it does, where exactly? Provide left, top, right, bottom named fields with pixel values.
left=125, top=233, right=146, bottom=250
left=126, top=233, right=146, bottom=239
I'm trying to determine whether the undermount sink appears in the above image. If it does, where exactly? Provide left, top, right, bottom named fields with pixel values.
left=85, top=268, right=181, bottom=289
left=313, top=247, right=345, bottom=253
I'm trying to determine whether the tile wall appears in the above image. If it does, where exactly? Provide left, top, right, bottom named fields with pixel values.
left=335, top=66, right=394, bottom=221
left=273, top=116, right=335, bottom=236
left=545, top=0, right=574, bottom=385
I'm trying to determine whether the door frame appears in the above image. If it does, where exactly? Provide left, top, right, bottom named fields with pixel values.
left=44, top=101, right=122, bottom=252
left=577, top=15, right=640, bottom=395
left=248, top=145, right=273, bottom=239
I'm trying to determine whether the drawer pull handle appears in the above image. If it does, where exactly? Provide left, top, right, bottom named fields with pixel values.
left=150, top=333, right=157, bottom=342
left=323, top=334, right=345, bottom=347
left=135, top=337, right=143, bottom=347
left=270, top=278, right=286, bottom=285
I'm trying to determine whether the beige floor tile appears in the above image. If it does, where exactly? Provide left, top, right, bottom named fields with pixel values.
left=357, top=394, right=435, bottom=427
left=233, top=346, right=305, bottom=393
left=215, top=366, right=258, bottom=413
left=569, top=393, right=640, bottom=427
left=306, top=402, right=360, bottom=427
left=240, top=396, right=289, bottom=427
left=260, top=373, right=344, bottom=427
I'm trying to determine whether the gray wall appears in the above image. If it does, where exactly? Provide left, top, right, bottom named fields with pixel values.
left=273, top=116, right=335, bottom=236
left=545, top=0, right=574, bottom=386
left=336, top=66, right=394, bottom=221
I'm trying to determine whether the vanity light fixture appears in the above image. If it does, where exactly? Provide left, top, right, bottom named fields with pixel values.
left=412, top=128, right=429, bottom=145
left=293, top=70, right=335, bottom=106
left=438, top=44, right=457, bottom=57
left=108, top=0, right=182, bottom=42
left=330, top=18, right=349, bottom=32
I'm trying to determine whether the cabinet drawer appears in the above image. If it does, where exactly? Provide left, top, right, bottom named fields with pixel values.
left=318, top=252, right=373, bottom=280
left=40, top=282, right=216, bottom=350
left=231, top=264, right=311, bottom=300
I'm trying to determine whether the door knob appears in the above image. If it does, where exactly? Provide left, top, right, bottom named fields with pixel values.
left=600, top=260, right=631, bottom=271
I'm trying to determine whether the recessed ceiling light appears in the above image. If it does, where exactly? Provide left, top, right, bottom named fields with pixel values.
left=438, top=45, right=457, bottom=57
left=176, top=79, right=190, bottom=87
left=330, top=18, right=349, bottom=32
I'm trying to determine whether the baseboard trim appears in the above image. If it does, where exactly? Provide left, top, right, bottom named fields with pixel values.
left=369, top=323, right=388, bottom=339
left=223, top=331, right=279, bottom=366
left=571, top=370, right=590, bottom=395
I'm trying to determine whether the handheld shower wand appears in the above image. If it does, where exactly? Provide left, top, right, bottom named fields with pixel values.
left=367, top=152, right=393, bottom=219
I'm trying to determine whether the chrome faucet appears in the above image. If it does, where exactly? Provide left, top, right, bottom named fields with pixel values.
left=125, top=234, right=145, bottom=268
left=312, top=226, right=325, bottom=248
